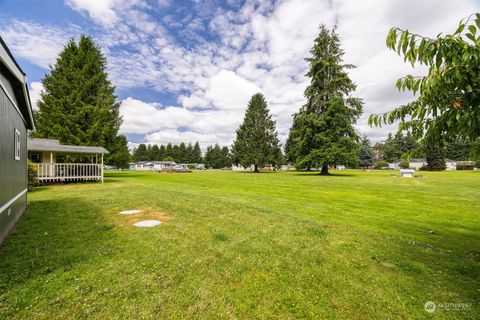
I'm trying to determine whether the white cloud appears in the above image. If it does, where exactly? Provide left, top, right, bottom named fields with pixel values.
left=28, top=82, right=44, bottom=111
left=119, top=97, right=194, bottom=134
left=204, top=70, right=262, bottom=110
left=0, top=20, right=72, bottom=69
left=65, top=0, right=119, bottom=28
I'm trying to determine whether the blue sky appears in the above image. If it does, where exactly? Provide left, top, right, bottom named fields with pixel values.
left=1, top=0, right=478, bottom=149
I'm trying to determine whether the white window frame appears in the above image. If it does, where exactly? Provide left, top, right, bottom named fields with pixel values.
left=14, top=128, right=20, bottom=161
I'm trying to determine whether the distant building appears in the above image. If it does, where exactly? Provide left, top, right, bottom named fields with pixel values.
left=280, top=164, right=293, bottom=171
left=232, top=165, right=254, bottom=171
left=408, top=158, right=427, bottom=170
left=445, top=159, right=457, bottom=171
left=128, top=161, right=199, bottom=171
left=388, top=160, right=402, bottom=170
left=129, top=161, right=175, bottom=171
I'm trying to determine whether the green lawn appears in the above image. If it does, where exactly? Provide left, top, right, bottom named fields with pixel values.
left=0, top=170, right=479, bottom=319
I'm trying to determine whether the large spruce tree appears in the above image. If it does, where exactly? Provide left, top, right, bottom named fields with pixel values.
left=287, top=25, right=363, bottom=174
left=232, top=93, right=282, bottom=172
left=192, top=142, right=202, bottom=163
left=425, top=138, right=446, bottom=171
left=33, top=35, right=125, bottom=166
left=358, top=136, right=374, bottom=169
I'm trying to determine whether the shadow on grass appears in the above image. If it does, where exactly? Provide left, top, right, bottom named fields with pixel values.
left=293, top=171, right=356, bottom=177
left=0, top=197, right=117, bottom=290
left=105, top=171, right=139, bottom=178
left=233, top=170, right=279, bottom=174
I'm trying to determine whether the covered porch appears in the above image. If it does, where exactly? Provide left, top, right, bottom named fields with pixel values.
left=28, top=138, right=109, bottom=183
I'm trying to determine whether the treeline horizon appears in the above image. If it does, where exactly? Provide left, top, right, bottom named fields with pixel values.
left=131, top=142, right=233, bottom=168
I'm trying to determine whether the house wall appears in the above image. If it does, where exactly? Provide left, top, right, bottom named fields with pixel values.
left=0, top=81, right=28, bottom=243
left=446, top=161, right=457, bottom=171
left=409, top=162, right=425, bottom=170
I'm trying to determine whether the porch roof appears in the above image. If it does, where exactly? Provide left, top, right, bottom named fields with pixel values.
left=28, top=138, right=109, bottom=155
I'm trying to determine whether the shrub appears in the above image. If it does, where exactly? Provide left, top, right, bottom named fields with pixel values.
left=374, top=160, right=388, bottom=169
left=187, top=164, right=196, bottom=170
left=399, top=160, right=410, bottom=169
left=27, top=160, right=39, bottom=190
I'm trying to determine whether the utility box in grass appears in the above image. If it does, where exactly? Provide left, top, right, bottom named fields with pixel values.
left=399, top=169, right=415, bottom=178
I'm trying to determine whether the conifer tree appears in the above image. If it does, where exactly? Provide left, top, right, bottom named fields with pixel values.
left=151, top=145, right=160, bottom=161
left=177, top=143, right=187, bottom=163
left=186, top=143, right=194, bottom=163
left=172, top=145, right=179, bottom=162
left=287, top=25, right=363, bottom=174
left=165, top=143, right=173, bottom=160
left=192, top=142, right=202, bottom=163
left=204, top=144, right=231, bottom=169
left=133, top=144, right=148, bottom=162
left=358, top=136, right=373, bottom=169
left=425, top=138, right=446, bottom=171
left=159, top=145, right=166, bottom=160
left=109, top=135, right=130, bottom=169
left=33, top=35, right=123, bottom=164
left=232, top=93, right=282, bottom=172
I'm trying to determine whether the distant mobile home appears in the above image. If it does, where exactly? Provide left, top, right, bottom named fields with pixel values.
left=0, top=37, right=35, bottom=244
left=128, top=161, right=195, bottom=171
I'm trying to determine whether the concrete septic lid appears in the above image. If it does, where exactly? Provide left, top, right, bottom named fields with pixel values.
left=119, top=210, right=141, bottom=215
left=134, top=220, right=161, bottom=227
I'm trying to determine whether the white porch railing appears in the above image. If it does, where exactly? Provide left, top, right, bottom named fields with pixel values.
left=36, top=163, right=103, bottom=183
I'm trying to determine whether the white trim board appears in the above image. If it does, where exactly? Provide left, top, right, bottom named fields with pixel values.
left=0, top=43, right=25, bottom=84
left=0, top=188, right=27, bottom=215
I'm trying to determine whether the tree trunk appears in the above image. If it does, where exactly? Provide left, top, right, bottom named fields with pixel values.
left=320, top=165, right=329, bottom=175
left=254, top=164, right=259, bottom=172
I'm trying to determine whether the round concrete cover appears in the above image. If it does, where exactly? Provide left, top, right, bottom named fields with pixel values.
left=134, top=220, right=161, bottom=227
left=119, top=210, right=141, bottom=215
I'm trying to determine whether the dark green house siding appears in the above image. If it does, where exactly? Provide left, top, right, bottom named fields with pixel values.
left=0, top=81, right=28, bottom=243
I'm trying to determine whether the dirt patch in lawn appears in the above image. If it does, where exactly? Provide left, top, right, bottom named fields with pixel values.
left=113, top=207, right=170, bottom=228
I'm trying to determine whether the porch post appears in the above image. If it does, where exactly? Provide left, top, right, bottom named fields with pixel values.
left=50, top=152, right=53, bottom=177
left=101, top=154, right=104, bottom=183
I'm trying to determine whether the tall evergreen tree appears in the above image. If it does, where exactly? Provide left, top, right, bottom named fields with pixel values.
left=178, top=143, right=187, bottom=163
left=133, top=144, right=148, bottom=162
left=232, top=93, right=282, bottom=172
left=151, top=145, right=160, bottom=161
left=204, top=144, right=231, bottom=169
left=172, top=145, right=179, bottom=162
left=382, top=133, right=402, bottom=162
left=186, top=143, right=194, bottom=163
left=33, top=35, right=122, bottom=162
left=358, top=136, right=373, bottom=169
left=425, top=138, right=446, bottom=171
left=146, top=145, right=153, bottom=160
left=165, top=143, right=173, bottom=160
left=158, top=145, right=166, bottom=161
left=220, top=146, right=232, bottom=168
left=192, top=141, right=202, bottom=163
left=108, top=135, right=130, bottom=169
left=287, top=25, right=363, bottom=174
